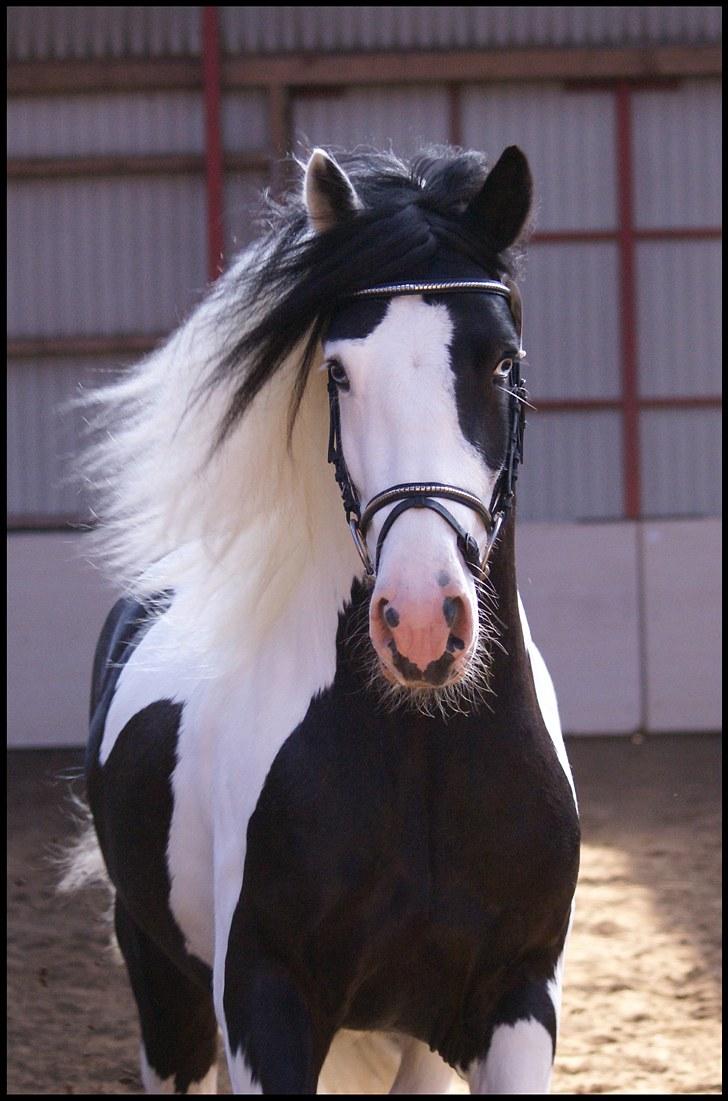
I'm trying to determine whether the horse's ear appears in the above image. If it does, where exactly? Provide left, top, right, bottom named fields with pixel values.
left=304, top=149, right=362, bottom=233
left=465, top=146, right=533, bottom=253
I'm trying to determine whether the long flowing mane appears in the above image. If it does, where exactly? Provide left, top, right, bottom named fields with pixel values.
left=82, top=147, right=522, bottom=667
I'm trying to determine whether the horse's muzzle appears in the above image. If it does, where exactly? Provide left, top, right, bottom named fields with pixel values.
left=370, top=584, right=476, bottom=688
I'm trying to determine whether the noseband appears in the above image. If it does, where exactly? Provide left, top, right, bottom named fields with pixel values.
left=326, top=279, right=528, bottom=581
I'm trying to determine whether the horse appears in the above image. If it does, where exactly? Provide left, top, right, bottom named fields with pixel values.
left=77, top=144, right=580, bottom=1094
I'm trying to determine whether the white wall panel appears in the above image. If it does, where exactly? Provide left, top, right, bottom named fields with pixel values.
left=7, top=533, right=121, bottom=747
left=636, top=240, right=722, bottom=398
left=8, top=177, right=207, bottom=337
left=292, top=87, right=450, bottom=156
left=7, top=92, right=205, bottom=158
left=7, top=520, right=721, bottom=745
left=461, top=85, right=616, bottom=230
left=517, top=410, right=624, bottom=522
left=642, top=519, right=722, bottom=731
left=640, top=408, right=721, bottom=519
left=524, top=242, right=621, bottom=400
left=632, top=80, right=722, bottom=229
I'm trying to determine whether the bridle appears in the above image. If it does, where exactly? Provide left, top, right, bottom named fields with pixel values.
left=326, top=279, right=528, bottom=581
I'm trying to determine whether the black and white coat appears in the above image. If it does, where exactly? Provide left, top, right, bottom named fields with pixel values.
left=84, top=147, right=580, bottom=1095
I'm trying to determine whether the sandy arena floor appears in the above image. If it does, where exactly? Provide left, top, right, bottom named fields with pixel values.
left=7, top=734, right=722, bottom=1094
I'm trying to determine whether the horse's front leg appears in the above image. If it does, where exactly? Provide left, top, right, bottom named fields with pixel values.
left=222, top=957, right=328, bottom=1094
left=217, top=946, right=331, bottom=1095
left=466, top=974, right=562, bottom=1095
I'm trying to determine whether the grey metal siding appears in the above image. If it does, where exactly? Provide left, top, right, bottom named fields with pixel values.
left=7, top=5, right=201, bottom=61
left=221, top=91, right=269, bottom=153
left=7, top=92, right=206, bottom=157
left=7, top=11, right=722, bottom=529
left=636, top=240, right=721, bottom=398
left=640, top=408, right=722, bottom=518
left=632, top=80, right=722, bottom=228
left=461, top=85, right=617, bottom=231
left=292, top=86, right=451, bottom=155
left=10, top=7, right=720, bottom=61
left=524, top=242, right=621, bottom=400
left=516, top=411, right=625, bottom=522
left=221, top=6, right=722, bottom=55
left=8, top=176, right=207, bottom=337
left=7, top=357, right=120, bottom=520
left=223, top=172, right=270, bottom=254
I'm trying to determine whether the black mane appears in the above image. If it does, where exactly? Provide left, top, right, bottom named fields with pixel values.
left=208, top=148, right=525, bottom=444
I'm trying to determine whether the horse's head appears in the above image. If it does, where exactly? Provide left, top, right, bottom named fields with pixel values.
left=305, top=147, right=532, bottom=701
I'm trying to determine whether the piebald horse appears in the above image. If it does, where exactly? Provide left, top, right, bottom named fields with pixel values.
left=79, top=145, right=580, bottom=1094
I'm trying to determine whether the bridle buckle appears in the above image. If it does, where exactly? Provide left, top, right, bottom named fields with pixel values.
left=349, top=519, right=375, bottom=576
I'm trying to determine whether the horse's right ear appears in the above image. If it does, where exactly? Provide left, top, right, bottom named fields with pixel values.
left=304, top=149, right=362, bottom=233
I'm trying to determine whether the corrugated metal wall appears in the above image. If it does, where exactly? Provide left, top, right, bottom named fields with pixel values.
left=9, top=6, right=721, bottom=59
left=8, top=176, right=208, bottom=336
left=7, top=92, right=206, bottom=157
left=7, top=6, right=201, bottom=60
left=290, top=77, right=722, bottom=522
left=6, top=79, right=269, bottom=519
left=7, top=358, right=122, bottom=519
left=7, top=7, right=722, bottom=526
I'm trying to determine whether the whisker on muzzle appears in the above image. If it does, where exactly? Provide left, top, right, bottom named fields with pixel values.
left=344, top=581, right=503, bottom=719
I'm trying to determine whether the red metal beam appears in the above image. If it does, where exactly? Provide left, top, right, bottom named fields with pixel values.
left=7, top=334, right=162, bottom=358
left=202, top=7, right=224, bottom=280
left=6, top=151, right=272, bottom=181
left=633, top=226, right=722, bottom=241
left=8, top=45, right=722, bottom=97
left=532, top=396, right=721, bottom=413
left=531, top=227, right=721, bottom=245
left=616, top=82, right=641, bottom=520
left=221, top=45, right=722, bottom=89
left=448, top=83, right=462, bottom=148
left=635, top=395, right=722, bottom=410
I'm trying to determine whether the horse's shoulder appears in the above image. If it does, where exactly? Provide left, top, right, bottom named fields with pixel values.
left=91, top=591, right=174, bottom=714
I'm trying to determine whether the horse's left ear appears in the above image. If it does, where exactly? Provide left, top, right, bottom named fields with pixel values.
left=304, top=148, right=362, bottom=233
left=465, top=146, right=533, bottom=253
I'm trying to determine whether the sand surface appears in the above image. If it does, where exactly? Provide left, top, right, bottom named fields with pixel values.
left=7, top=734, right=721, bottom=1094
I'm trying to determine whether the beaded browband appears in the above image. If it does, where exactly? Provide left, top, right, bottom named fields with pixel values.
left=350, top=279, right=512, bottom=301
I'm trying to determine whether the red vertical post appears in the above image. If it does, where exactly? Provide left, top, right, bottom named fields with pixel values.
left=202, top=6, right=224, bottom=281
left=615, top=81, right=641, bottom=519
left=448, top=83, right=462, bottom=148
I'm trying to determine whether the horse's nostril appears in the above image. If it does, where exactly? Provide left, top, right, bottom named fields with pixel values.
left=383, top=604, right=400, bottom=629
left=442, top=596, right=462, bottom=628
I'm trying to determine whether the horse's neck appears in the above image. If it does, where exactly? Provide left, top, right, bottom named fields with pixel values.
left=486, top=511, right=529, bottom=668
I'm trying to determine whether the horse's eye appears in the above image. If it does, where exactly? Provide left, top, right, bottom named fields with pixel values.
left=328, top=359, right=350, bottom=390
left=493, top=357, right=513, bottom=378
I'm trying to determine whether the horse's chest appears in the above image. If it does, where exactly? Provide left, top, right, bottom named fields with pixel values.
left=240, top=706, right=579, bottom=1036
